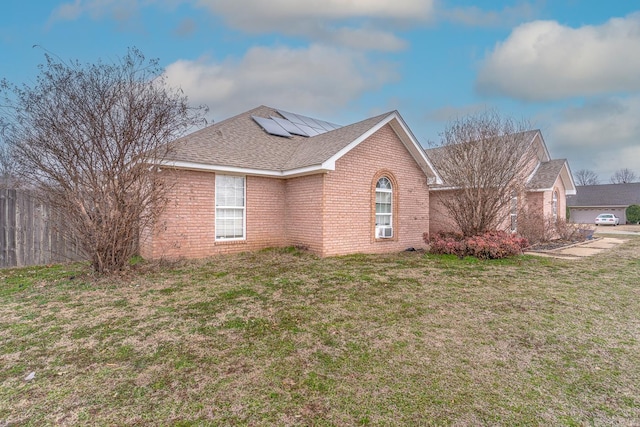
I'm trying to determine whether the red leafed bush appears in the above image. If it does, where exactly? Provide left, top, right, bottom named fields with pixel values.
left=424, top=230, right=529, bottom=259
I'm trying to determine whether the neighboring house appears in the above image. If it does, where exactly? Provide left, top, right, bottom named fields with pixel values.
left=140, top=106, right=441, bottom=259
left=425, top=130, right=576, bottom=235
left=567, top=183, right=640, bottom=224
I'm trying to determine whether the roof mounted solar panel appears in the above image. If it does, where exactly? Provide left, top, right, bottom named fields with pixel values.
left=293, top=122, right=320, bottom=136
left=297, top=115, right=325, bottom=130
left=277, top=110, right=305, bottom=126
left=252, top=116, right=292, bottom=138
left=315, top=119, right=342, bottom=131
left=270, top=116, right=309, bottom=136
left=276, top=109, right=344, bottom=136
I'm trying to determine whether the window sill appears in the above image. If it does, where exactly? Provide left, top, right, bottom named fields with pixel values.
left=214, top=239, right=247, bottom=246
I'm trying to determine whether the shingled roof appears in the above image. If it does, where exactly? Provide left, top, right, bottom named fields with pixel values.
left=424, top=130, right=575, bottom=194
left=527, top=159, right=570, bottom=190
left=161, top=105, right=439, bottom=179
left=567, top=183, right=640, bottom=207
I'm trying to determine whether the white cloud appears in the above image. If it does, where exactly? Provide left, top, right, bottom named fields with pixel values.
left=48, top=0, right=140, bottom=24
left=49, top=0, right=83, bottom=21
left=477, top=13, right=640, bottom=101
left=548, top=96, right=640, bottom=178
left=552, top=97, right=640, bottom=148
left=49, top=0, right=432, bottom=51
left=194, top=0, right=434, bottom=52
left=424, top=103, right=494, bottom=122
left=163, top=44, right=398, bottom=120
left=318, top=27, right=407, bottom=52
left=442, top=2, right=538, bottom=28
left=196, top=0, right=433, bottom=27
left=173, top=17, right=197, bottom=36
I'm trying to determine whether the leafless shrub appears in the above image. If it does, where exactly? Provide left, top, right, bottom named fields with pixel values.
left=1, top=48, right=207, bottom=273
left=428, top=110, right=536, bottom=236
left=554, top=218, right=590, bottom=241
left=518, top=208, right=589, bottom=245
left=515, top=209, right=547, bottom=245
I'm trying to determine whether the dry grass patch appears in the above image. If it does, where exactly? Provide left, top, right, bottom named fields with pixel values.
left=1, top=241, right=640, bottom=425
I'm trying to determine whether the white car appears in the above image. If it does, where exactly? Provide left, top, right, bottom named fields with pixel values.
left=595, top=213, right=620, bottom=226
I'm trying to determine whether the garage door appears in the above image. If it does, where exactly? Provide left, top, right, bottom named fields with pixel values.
left=570, top=207, right=627, bottom=224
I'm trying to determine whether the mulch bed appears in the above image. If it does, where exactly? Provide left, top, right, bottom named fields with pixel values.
left=528, top=238, right=589, bottom=252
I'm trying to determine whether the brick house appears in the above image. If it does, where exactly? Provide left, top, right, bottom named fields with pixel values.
left=425, top=130, right=576, bottom=235
left=140, top=106, right=441, bottom=259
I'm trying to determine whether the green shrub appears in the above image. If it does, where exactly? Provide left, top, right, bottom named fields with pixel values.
left=626, top=205, right=640, bottom=224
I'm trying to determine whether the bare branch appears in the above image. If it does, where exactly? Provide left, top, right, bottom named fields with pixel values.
left=610, top=168, right=637, bottom=184
left=1, top=48, right=208, bottom=273
left=574, top=169, right=599, bottom=186
left=427, top=110, right=536, bottom=236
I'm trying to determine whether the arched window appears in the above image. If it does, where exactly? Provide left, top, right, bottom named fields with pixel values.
left=552, top=190, right=558, bottom=221
left=375, top=177, right=393, bottom=238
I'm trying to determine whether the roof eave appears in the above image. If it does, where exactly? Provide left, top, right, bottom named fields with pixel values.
left=324, top=112, right=443, bottom=184
left=560, top=161, right=577, bottom=195
left=157, top=160, right=333, bottom=178
left=568, top=204, right=629, bottom=208
left=528, top=186, right=577, bottom=195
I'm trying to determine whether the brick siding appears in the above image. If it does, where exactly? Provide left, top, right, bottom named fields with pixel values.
left=322, top=124, right=430, bottom=256
left=142, top=124, right=431, bottom=259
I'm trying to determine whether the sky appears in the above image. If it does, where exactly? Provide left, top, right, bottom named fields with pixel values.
left=1, top=0, right=639, bottom=182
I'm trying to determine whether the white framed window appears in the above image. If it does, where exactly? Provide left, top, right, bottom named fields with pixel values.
left=552, top=191, right=558, bottom=221
left=375, top=177, right=393, bottom=238
left=215, top=175, right=245, bottom=240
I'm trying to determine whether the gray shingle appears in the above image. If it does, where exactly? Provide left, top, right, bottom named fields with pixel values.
left=527, top=159, right=568, bottom=190
left=424, top=130, right=541, bottom=188
left=567, top=183, right=640, bottom=206
left=164, top=105, right=392, bottom=172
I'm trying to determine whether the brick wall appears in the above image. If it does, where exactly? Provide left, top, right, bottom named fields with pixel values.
left=545, top=176, right=567, bottom=220
left=284, top=174, right=325, bottom=254
left=428, top=190, right=460, bottom=235
left=246, top=175, right=288, bottom=250
left=141, top=169, right=216, bottom=259
left=322, top=124, right=430, bottom=256
left=141, top=124, right=432, bottom=260
left=141, top=170, right=288, bottom=259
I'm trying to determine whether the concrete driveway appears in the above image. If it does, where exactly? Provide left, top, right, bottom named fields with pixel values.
left=524, top=225, right=638, bottom=259
left=526, top=237, right=628, bottom=259
left=594, top=224, right=640, bottom=236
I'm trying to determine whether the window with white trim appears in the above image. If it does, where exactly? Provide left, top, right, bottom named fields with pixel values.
left=215, top=175, right=245, bottom=240
left=510, top=193, right=518, bottom=232
left=552, top=191, right=558, bottom=221
left=375, top=177, right=393, bottom=238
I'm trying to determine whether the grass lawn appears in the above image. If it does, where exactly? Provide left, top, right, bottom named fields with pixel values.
left=1, top=237, right=639, bottom=426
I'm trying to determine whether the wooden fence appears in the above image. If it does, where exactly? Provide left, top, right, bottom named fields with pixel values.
left=0, top=189, right=85, bottom=268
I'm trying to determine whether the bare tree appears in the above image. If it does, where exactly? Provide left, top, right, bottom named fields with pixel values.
left=0, top=122, right=18, bottom=189
left=1, top=48, right=207, bottom=273
left=610, top=168, right=637, bottom=184
left=574, top=169, right=599, bottom=186
left=427, top=110, right=536, bottom=237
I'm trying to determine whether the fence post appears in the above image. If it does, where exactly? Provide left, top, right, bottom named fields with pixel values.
left=0, top=189, right=86, bottom=268
left=0, top=189, right=10, bottom=267
left=2, top=189, right=18, bottom=267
